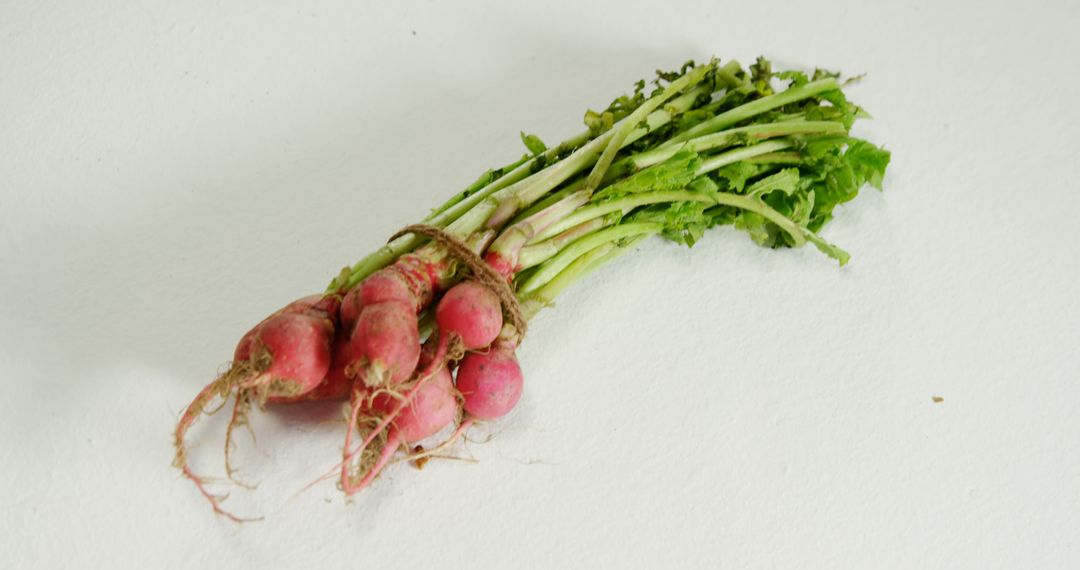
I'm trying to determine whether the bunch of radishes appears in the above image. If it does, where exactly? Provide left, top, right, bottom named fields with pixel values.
left=174, top=57, right=890, bottom=520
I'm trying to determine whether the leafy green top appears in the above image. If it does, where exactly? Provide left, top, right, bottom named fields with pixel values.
left=577, top=57, right=890, bottom=265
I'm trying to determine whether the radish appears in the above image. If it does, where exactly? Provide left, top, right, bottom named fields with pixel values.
left=395, top=337, right=524, bottom=469
left=233, top=294, right=332, bottom=360
left=339, top=279, right=502, bottom=489
left=174, top=295, right=337, bottom=520
left=346, top=301, right=421, bottom=387
left=243, top=312, right=335, bottom=393
left=343, top=255, right=444, bottom=390
left=336, top=241, right=500, bottom=491
left=358, top=267, right=420, bottom=309
left=336, top=259, right=442, bottom=490
left=456, top=339, right=524, bottom=420
left=339, top=286, right=364, bottom=333
left=339, top=279, right=510, bottom=494
left=341, top=341, right=459, bottom=494
left=372, top=364, right=456, bottom=442
left=269, top=327, right=357, bottom=404
left=435, top=280, right=503, bottom=350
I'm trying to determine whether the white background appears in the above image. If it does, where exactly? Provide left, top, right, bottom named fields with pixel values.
left=2, top=1, right=1078, bottom=568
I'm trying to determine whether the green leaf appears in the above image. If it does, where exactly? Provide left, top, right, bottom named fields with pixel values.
left=796, top=136, right=890, bottom=230
left=600, top=77, right=649, bottom=123
left=687, top=175, right=719, bottom=194
left=520, top=132, right=547, bottom=156
left=816, top=89, right=861, bottom=129
left=594, top=148, right=701, bottom=201
left=627, top=201, right=710, bottom=247
left=745, top=168, right=800, bottom=200
left=812, top=68, right=841, bottom=81
left=749, top=56, right=774, bottom=96
left=584, top=109, right=614, bottom=134
left=713, top=161, right=761, bottom=192
left=845, top=140, right=891, bottom=190
left=661, top=201, right=709, bottom=246
left=776, top=69, right=809, bottom=87
left=790, top=189, right=815, bottom=228
left=733, top=211, right=778, bottom=246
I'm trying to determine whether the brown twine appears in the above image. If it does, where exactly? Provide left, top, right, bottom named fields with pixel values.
left=388, top=224, right=527, bottom=340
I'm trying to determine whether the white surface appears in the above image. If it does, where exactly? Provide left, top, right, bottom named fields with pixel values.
left=2, top=1, right=1079, bottom=568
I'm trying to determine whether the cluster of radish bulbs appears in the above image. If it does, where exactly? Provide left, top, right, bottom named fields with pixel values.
left=175, top=249, right=526, bottom=522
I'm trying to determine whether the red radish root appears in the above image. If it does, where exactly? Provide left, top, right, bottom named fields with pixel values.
left=174, top=295, right=337, bottom=521
left=343, top=353, right=457, bottom=494
left=401, top=417, right=476, bottom=466
left=340, top=332, right=458, bottom=492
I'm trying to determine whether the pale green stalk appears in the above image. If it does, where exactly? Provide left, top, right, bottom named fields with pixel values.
left=518, top=222, right=663, bottom=294
left=582, top=61, right=716, bottom=194
left=663, top=78, right=839, bottom=146
left=517, top=217, right=610, bottom=269
left=628, top=120, right=844, bottom=170
left=696, top=139, right=794, bottom=175
left=533, top=190, right=717, bottom=244
left=520, top=235, right=648, bottom=319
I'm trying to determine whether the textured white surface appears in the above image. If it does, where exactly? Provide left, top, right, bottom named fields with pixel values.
left=2, top=1, right=1079, bottom=568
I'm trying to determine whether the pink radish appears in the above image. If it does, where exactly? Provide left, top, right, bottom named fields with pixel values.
left=234, top=294, right=333, bottom=361
left=395, top=338, right=524, bottom=471
left=346, top=301, right=421, bottom=387
left=435, top=281, right=503, bottom=350
left=358, top=267, right=419, bottom=309
left=343, top=355, right=457, bottom=494
left=269, top=326, right=357, bottom=404
left=339, top=280, right=501, bottom=483
left=371, top=365, right=457, bottom=442
left=456, top=339, right=524, bottom=420
left=339, top=237, right=506, bottom=494
left=174, top=294, right=337, bottom=521
left=339, top=286, right=364, bottom=333
left=240, top=312, right=334, bottom=393
left=343, top=258, right=443, bottom=390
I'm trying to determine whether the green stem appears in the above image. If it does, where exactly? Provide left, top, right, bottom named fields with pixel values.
left=663, top=78, right=840, bottom=146
left=533, top=190, right=717, bottom=243
left=484, top=60, right=746, bottom=231
left=518, top=222, right=663, bottom=294
left=517, top=217, right=611, bottom=269
left=583, top=60, right=716, bottom=194
left=326, top=61, right=749, bottom=293
left=435, top=83, right=713, bottom=248
left=507, top=176, right=585, bottom=226
left=711, top=192, right=806, bottom=247
left=430, top=130, right=592, bottom=229
left=327, top=131, right=593, bottom=293
left=524, top=187, right=836, bottom=313
left=524, top=189, right=822, bottom=308
left=628, top=120, right=844, bottom=171
left=696, top=140, right=794, bottom=175
left=520, top=235, right=647, bottom=319
left=744, top=151, right=804, bottom=165
left=482, top=86, right=707, bottom=231
left=423, top=154, right=531, bottom=222
left=485, top=190, right=591, bottom=267
left=329, top=240, right=411, bottom=294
